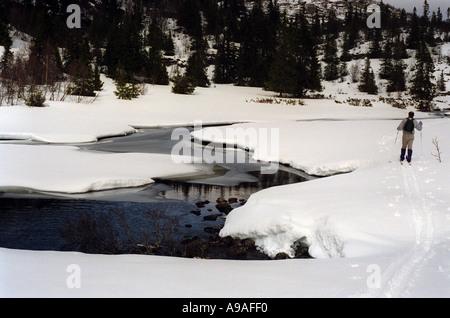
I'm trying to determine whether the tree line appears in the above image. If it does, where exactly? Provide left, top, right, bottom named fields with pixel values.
left=0, top=0, right=449, bottom=108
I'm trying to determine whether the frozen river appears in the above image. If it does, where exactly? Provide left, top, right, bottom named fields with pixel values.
left=0, top=127, right=312, bottom=255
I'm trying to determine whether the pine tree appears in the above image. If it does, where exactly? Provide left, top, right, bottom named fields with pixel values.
left=407, top=7, right=422, bottom=49
left=324, top=8, right=339, bottom=40
left=145, top=17, right=170, bottom=85
left=437, top=71, right=446, bottom=92
left=103, top=23, right=121, bottom=77
left=379, top=40, right=393, bottom=80
left=93, top=64, right=104, bottom=91
left=122, top=4, right=145, bottom=76
left=266, top=21, right=299, bottom=96
left=216, top=0, right=245, bottom=43
left=177, top=0, right=203, bottom=38
left=302, top=19, right=322, bottom=94
left=368, top=28, right=383, bottom=59
left=266, top=15, right=321, bottom=97
left=163, top=32, right=175, bottom=56
left=66, top=38, right=97, bottom=97
left=358, top=57, right=378, bottom=95
left=342, top=4, right=359, bottom=49
left=340, top=33, right=352, bottom=62
left=0, top=2, right=11, bottom=47
left=426, top=12, right=436, bottom=47
left=171, top=68, right=196, bottom=95
left=114, top=64, right=140, bottom=100
left=213, top=30, right=237, bottom=84
left=235, top=0, right=276, bottom=87
left=185, top=50, right=210, bottom=88
left=392, top=35, right=408, bottom=60
left=436, top=7, right=443, bottom=30
left=386, top=60, right=406, bottom=92
left=0, top=27, right=13, bottom=77
left=339, top=61, right=348, bottom=81
left=421, top=0, right=430, bottom=28
left=68, top=65, right=97, bottom=97
left=311, top=7, right=322, bottom=44
left=202, top=0, right=219, bottom=35
left=382, top=35, right=407, bottom=93
left=23, top=3, right=64, bottom=87
left=323, top=34, right=340, bottom=81
left=145, top=48, right=169, bottom=85
left=410, top=40, right=435, bottom=110
left=104, top=3, right=146, bottom=79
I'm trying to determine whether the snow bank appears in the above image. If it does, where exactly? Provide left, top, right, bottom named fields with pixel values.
left=191, top=119, right=402, bottom=176
left=0, top=144, right=206, bottom=193
left=218, top=119, right=450, bottom=260
left=221, top=161, right=449, bottom=258
left=0, top=103, right=137, bottom=143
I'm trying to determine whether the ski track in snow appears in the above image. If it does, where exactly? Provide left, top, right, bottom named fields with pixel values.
left=374, top=163, right=435, bottom=297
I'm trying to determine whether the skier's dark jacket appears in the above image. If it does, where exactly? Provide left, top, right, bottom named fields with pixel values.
left=397, top=118, right=422, bottom=135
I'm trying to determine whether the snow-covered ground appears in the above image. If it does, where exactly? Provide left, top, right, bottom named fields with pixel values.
left=210, top=119, right=449, bottom=261
left=0, top=72, right=449, bottom=297
left=0, top=144, right=209, bottom=193
left=191, top=113, right=450, bottom=298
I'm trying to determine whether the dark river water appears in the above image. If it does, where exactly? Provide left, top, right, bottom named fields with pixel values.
left=0, top=128, right=313, bottom=255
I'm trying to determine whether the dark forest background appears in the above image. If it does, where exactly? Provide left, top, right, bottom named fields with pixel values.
left=0, top=0, right=449, bottom=107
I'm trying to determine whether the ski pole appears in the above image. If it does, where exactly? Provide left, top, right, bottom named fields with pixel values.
left=389, top=131, right=399, bottom=163
left=420, top=130, right=423, bottom=157
left=419, top=121, right=423, bottom=157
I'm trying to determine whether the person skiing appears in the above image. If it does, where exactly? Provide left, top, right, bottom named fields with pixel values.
left=397, top=111, right=423, bottom=164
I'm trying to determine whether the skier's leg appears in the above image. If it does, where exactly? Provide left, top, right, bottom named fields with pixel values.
left=407, top=149, right=413, bottom=163
left=400, top=134, right=407, bottom=162
left=406, top=135, right=414, bottom=162
left=400, top=148, right=406, bottom=162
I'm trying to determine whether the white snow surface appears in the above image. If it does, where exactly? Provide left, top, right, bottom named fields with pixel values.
left=195, top=117, right=450, bottom=298
left=0, top=76, right=449, bottom=297
left=0, top=144, right=205, bottom=193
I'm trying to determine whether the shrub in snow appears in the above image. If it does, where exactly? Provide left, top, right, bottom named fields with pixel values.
left=68, top=77, right=96, bottom=97
left=113, top=66, right=140, bottom=100
left=114, top=81, right=140, bottom=100
left=25, top=91, right=46, bottom=107
left=346, top=98, right=372, bottom=107
left=171, top=74, right=196, bottom=95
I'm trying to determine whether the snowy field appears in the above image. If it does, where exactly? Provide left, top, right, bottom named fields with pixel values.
left=0, top=75, right=449, bottom=298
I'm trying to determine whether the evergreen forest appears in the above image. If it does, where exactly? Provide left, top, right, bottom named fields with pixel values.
left=1, top=0, right=450, bottom=109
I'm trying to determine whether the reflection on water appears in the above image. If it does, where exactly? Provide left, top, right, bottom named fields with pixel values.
left=157, top=169, right=308, bottom=202
left=0, top=197, right=194, bottom=251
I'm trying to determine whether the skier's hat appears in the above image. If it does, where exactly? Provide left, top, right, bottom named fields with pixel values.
left=408, top=111, right=414, bottom=118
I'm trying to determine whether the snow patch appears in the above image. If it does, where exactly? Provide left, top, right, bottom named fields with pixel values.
left=0, top=144, right=205, bottom=194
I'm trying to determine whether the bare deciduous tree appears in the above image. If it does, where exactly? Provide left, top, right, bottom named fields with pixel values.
left=432, top=137, right=442, bottom=163
left=349, top=61, right=360, bottom=83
